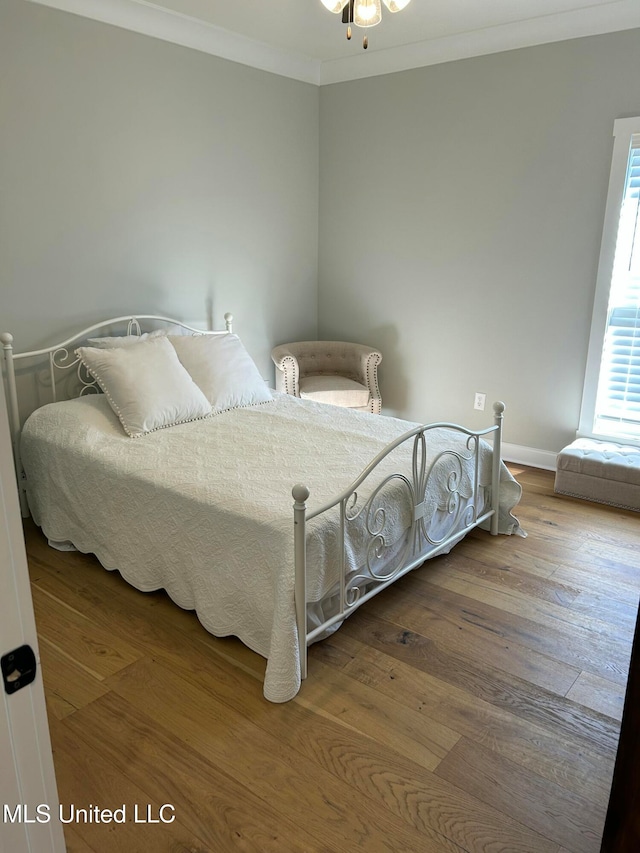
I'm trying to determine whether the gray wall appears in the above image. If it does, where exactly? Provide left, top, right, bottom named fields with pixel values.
left=318, top=29, right=640, bottom=454
left=0, top=0, right=319, bottom=378
left=3, top=0, right=640, bottom=455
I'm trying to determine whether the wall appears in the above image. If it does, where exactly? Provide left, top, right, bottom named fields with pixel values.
left=0, top=0, right=319, bottom=378
left=3, top=1, right=639, bottom=456
left=318, top=29, right=640, bottom=456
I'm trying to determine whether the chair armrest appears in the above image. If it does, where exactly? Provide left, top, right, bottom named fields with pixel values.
left=347, top=344, right=382, bottom=414
left=271, top=344, right=300, bottom=396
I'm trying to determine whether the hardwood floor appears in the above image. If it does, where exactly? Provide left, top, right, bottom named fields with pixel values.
left=24, top=465, right=639, bottom=853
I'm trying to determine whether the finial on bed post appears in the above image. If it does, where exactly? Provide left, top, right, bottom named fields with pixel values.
left=293, top=483, right=310, bottom=682
left=0, top=331, right=14, bottom=365
left=224, top=313, right=233, bottom=333
left=491, top=401, right=505, bottom=535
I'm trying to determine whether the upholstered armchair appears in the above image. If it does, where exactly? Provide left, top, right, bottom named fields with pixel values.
left=271, top=340, right=382, bottom=414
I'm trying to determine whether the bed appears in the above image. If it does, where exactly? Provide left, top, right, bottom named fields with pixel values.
left=1, top=315, right=524, bottom=702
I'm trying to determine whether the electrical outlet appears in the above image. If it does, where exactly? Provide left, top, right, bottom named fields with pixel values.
left=474, top=392, right=486, bottom=411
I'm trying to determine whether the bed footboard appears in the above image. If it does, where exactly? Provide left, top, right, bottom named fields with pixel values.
left=293, top=401, right=506, bottom=682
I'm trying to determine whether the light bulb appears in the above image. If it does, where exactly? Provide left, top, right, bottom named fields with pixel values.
left=382, top=0, right=411, bottom=10
left=354, top=0, right=382, bottom=27
left=320, top=0, right=349, bottom=13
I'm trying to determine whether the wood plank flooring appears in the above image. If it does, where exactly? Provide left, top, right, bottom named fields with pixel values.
left=24, top=465, right=640, bottom=853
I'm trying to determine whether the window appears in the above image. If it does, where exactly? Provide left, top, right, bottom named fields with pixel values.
left=579, top=117, right=640, bottom=445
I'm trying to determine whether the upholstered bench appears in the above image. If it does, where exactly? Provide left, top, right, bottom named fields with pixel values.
left=554, top=438, right=640, bottom=512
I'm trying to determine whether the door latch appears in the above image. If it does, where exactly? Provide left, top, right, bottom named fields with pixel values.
left=1, top=645, right=37, bottom=694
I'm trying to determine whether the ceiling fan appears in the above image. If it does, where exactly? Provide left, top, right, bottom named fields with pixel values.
left=321, top=0, right=412, bottom=49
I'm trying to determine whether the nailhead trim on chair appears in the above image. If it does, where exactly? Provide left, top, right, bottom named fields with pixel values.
left=366, top=351, right=382, bottom=413
left=281, top=355, right=298, bottom=397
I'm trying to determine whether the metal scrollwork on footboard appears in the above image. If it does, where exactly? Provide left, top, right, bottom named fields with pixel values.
left=294, top=403, right=505, bottom=682
left=341, top=433, right=479, bottom=608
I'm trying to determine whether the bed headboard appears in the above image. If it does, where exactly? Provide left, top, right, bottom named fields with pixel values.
left=0, top=312, right=233, bottom=516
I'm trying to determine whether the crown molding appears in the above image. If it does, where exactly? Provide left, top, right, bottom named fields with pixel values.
left=27, top=0, right=640, bottom=87
left=26, top=0, right=322, bottom=85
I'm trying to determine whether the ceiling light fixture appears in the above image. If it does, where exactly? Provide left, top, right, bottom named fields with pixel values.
left=321, top=0, right=412, bottom=50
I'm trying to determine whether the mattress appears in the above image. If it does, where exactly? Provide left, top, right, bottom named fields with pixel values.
left=21, top=391, right=523, bottom=701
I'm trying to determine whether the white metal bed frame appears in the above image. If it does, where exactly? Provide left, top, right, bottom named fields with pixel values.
left=1, top=313, right=505, bottom=691
left=292, top=405, right=504, bottom=680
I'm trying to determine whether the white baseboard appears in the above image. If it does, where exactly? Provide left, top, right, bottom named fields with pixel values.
left=502, top=442, right=557, bottom=472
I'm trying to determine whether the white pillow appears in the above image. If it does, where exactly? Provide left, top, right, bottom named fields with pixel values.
left=168, top=334, right=272, bottom=412
left=75, top=336, right=212, bottom=437
left=87, top=329, right=167, bottom=348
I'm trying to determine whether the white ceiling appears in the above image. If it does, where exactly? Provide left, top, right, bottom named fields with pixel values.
left=30, top=0, right=640, bottom=84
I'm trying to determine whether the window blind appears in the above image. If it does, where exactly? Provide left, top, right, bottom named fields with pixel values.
left=594, top=136, right=640, bottom=438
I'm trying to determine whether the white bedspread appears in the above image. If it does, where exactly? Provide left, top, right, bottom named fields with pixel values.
left=21, top=392, right=522, bottom=702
